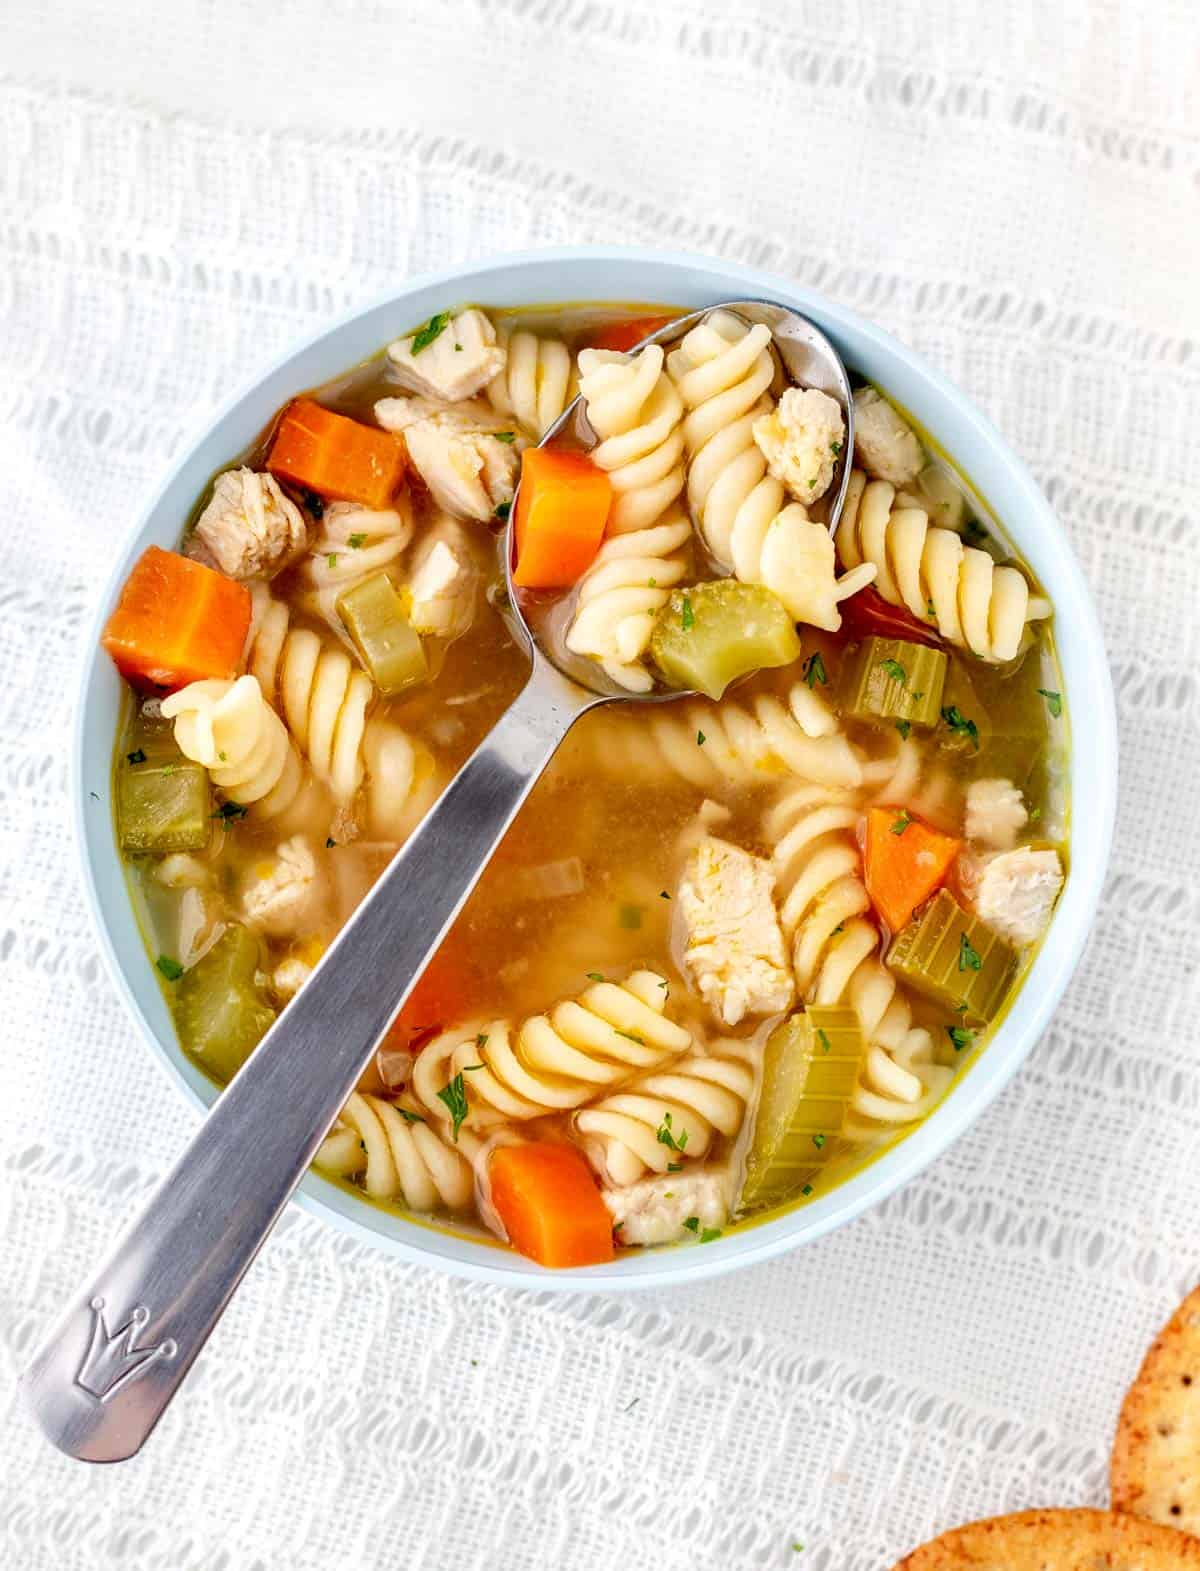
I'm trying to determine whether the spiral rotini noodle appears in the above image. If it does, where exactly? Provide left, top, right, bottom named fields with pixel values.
left=296, top=500, right=412, bottom=626
left=666, top=310, right=784, bottom=568
left=561, top=682, right=863, bottom=794
left=247, top=586, right=373, bottom=804
left=839, top=470, right=1052, bottom=662
left=487, top=326, right=575, bottom=436
left=162, top=675, right=312, bottom=821
left=316, top=1091, right=477, bottom=1211
left=573, top=1042, right=757, bottom=1186
left=362, top=717, right=440, bottom=842
left=765, top=784, right=953, bottom=1135
left=576, top=345, right=686, bottom=534
left=411, top=971, right=692, bottom=1131
left=564, top=510, right=692, bottom=692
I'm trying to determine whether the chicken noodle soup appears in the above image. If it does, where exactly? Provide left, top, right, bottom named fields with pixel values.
left=102, top=302, right=1068, bottom=1267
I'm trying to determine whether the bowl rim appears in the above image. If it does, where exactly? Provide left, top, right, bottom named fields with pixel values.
left=74, top=243, right=1118, bottom=1291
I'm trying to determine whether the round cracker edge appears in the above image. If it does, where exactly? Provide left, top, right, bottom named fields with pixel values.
left=1112, top=1281, right=1200, bottom=1536
left=891, top=1506, right=1200, bottom=1568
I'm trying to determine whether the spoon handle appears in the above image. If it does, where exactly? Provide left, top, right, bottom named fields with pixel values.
left=21, top=661, right=588, bottom=1462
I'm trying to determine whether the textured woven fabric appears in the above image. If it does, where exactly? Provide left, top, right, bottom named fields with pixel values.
left=2, top=2, right=1199, bottom=1566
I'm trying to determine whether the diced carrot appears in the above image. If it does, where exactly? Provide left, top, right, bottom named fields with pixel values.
left=102, top=546, right=252, bottom=691
left=387, top=940, right=475, bottom=1053
left=585, top=315, right=677, bottom=353
left=267, top=398, right=405, bottom=509
left=490, top=1143, right=616, bottom=1269
left=512, top=446, right=611, bottom=589
left=837, top=584, right=942, bottom=649
left=864, top=806, right=962, bottom=934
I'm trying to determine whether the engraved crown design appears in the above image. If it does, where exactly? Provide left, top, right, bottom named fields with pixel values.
left=75, top=1297, right=177, bottom=1403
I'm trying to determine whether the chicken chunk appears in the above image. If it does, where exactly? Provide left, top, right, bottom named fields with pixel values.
left=972, top=846, right=1064, bottom=947
left=192, top=467, right=308, bottom=581
left=602, top=1168, right=731, bottom=1247
left=852, top=387, right=924, bottom=487
left=753, top=386, right=845, bottom=504
left=375, top=396, right=522, bottom=522
left=240, top=836, right=326, bottom=937
left=678, top=837, right=794, bottom=1027
left=386, top=308, right=506, bottom=403
left=965, top=777, right=1028, bottom=850
left=406, top=515, right=482, bottom=637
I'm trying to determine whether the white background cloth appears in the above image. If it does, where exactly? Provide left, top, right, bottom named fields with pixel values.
left=2, top=3, right=1198, bottom=1567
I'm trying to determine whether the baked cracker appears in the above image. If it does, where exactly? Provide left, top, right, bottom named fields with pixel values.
left=1112, top=1284, right=1200, bottom=1538
left=892, top=1506, right=1200, bottom=1568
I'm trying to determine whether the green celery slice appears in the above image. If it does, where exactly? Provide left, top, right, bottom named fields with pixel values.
left=173, top=924, right=275, bottom=1082
left=887, top=888, right=1014, bottom=1023
left=337, top=571, right=428, bottom=697
left=841, top=636, right=947, bottom=728
left=118, top=761, right=210, bottom=853
left=742, top=1008, right=867, bottom=1207
left=649, top=581, right=800, bottom=700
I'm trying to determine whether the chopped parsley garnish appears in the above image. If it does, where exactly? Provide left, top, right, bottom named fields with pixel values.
left=926, top=601, right=937, bottom=620
left=347, top=532, right=367, bottom=549
left=436, top=1072, right=470, bottom=1141
left=680, top=594, right=695, bottom=632
left=946, top=1026, right=975, bottom=1051
left=940, top=704, right=980, bottom=749
left=647, top=577, right=657, bottom=588
left=326, top=553, right=338, bottom=569
left=816, top=1028, right=832, bottom=1054
left=878, top=657, right=907, bottom=684
left=409, top=311, right=451, bottom=354
left=831, top=922, right=844, bottom=935
left=212, top=801, right=248, bottom=821
left=218, top=751, right=227, bottom=762
left=475, top=1032, right=489, bottom=1049
left=398, top=1109, right=425, bottom=1125
left=454, top=342, right=463, bottom=352
left=964, top=517, right=987, bottom=542
left=699, top=1227, right=722, bottom=1244
left=682, top=1216, right=700, bottom=1233
left=891, top=810, right=912, bottom=836
left=894, top=719, right=911, bottom=740
left=955, top=999, right=969, bottom=1013
left=802, top=650, right=828, bottom=688
left=1029, top=805, right=1042, bottom=822
left=659, top=890, right=671, bottom=900
left=494, top=500, right=511, bottom=522
left=155, top=954, right=184, bottom=982
left=696, top=729, right=706, bottom=746
left=586, top=972, right=606, bottom=983
left=618, top=903, right=642, bottom=930
left=812, top=1133, right=826, bottom=1150
left=801, top=1184, right=813, bottom=1197
left=126, top=748, right=147, bottom=765
left=325, top=837, right=337, bottom=848
left=667, top=1162, right=683, bottom=1173
left=1037, top=688, right=1063, bottom=718
left=830, top=441, right=842, bottom=457
left=958, top=932, right=982, bottom=972
left=656, top=1113, right=689, bottom=1153
left=494, top=431, right=516, bottom=444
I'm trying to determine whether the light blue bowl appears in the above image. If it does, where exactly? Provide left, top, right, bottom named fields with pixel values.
left=76, top=246, right=1117, bottom=1289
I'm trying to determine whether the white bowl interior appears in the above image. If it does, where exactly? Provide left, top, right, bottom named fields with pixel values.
left=76, top=247, right=1117, bottom=1289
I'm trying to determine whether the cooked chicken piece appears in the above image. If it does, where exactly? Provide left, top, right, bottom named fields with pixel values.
left=192, top=467, right=308, bottom=580
left=375, top=396, right=522, bottom=522
left=386, top=308, right=506, bottom=403
left=406, top=515, right=482, bottom=637
left=271, top=955, right=314, bottom=1001
left=678, top=837, right=795, bottom=1026
left=240, top=836, right=326, bottom=937
left=965, top=778, right=1028, bottom=850
left=755, top=503, right=877, bottom=629
left=603, top=1168, right=731, bottom=1247
left=972, top=846, right=1064, bottom=946
left=753, top=386, right=845, bottom=504
left=851, top=387, right=924, bottom=487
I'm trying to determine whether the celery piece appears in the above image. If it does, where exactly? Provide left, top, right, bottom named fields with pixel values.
left=841, top=636, right=947, bottom=728
left=741, top=1009, right=867, bottom=1207
left=887, top=888, right=1014, bottom=1023
left=173, top=924, right=275, bottom=1082
left=118, top=761, right=210, bottom=853
left=649, top=581, right=801, bottom=700
left=337, top=570, right=428, bottom=697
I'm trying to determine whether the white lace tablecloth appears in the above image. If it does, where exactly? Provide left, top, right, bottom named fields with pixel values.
left=3, top=4, right=1198, bottom=1566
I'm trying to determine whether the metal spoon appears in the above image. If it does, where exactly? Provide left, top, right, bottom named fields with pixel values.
left=20, top=298, right=854, bottom=1463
